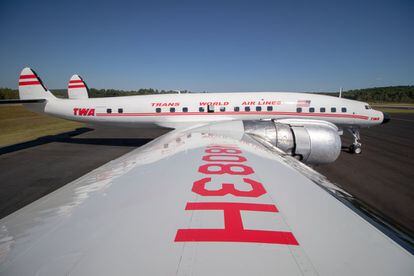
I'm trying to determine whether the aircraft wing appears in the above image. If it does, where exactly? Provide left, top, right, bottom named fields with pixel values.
left=0, top=121, right=413, bottom=275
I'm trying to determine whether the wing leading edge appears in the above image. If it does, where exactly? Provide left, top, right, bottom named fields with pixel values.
left=0, top=121, right=413, bottom=275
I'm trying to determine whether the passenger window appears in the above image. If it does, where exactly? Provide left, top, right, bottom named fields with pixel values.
left=106, top=108, right=112, bottom=114
left=331, top=107, right=336, bottom=113
left=256, top=106, right=262, bottom=111
left=170, top=107, right=175, bottom=113
left=199, top=107, right=204, bottom=112
left=156, top=108, right=161, bottom=113
left=309, top=107, right=315, bottom=112
left=296, top=107, right=302, bottom=113
left=183, top=107, right=188, bottom=112
left=245, top=106, right=251, bottom=112
left=341, top=107, right=347, bottom=113
left=267, top=106, right=273, bottom=111
left=320, top=107, right=326, bottom=112
left=207, top=105, right=214, bottom=113
left=234, top=106, right=240, bottom=112
left=118, top=108, right=123, bottom=113
left=220, top=107, right=226, bottom=112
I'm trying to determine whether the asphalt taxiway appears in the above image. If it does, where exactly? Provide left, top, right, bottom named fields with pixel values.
left=0, top=115, right=413, bottom=235
left=315, top=113, right=414, bottom=235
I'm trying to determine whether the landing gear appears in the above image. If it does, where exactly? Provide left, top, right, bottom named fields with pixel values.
left=347, top=128, right=362, bottom=154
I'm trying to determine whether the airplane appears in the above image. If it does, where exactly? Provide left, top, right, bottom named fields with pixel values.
left=18, top=67, right=388, bottom=159
left=1, top=67, right=411, bottom=275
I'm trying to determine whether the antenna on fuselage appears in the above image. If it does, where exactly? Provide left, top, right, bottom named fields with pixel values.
left=339, top=87, right=342, bottom=98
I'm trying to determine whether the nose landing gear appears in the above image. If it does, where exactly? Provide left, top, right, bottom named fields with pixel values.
left=347, top=128, right=362, bottom=154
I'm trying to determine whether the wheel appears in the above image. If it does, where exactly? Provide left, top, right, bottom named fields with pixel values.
left=350, top=145, right=362, bottom=154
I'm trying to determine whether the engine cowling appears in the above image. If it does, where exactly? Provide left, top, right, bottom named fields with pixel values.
left=243, top=120, right=341, bottom=164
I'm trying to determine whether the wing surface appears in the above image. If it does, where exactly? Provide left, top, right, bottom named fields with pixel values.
left=0, top=121, right=413, bottom=275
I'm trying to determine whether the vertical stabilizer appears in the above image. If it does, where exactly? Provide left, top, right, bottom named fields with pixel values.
left=18, top=67, right=55, bottom=100
left=68, top=75, right=89, bottom=99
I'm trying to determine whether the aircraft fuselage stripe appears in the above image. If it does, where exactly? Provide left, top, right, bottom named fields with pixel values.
left=95, top=111, right=369, bottom=120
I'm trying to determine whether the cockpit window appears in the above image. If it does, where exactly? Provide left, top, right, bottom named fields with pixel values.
left=365, top=105, right=372, bottom=110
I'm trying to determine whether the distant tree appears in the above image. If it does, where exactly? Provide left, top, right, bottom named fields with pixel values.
left=1, top=86, right=414, bottom=103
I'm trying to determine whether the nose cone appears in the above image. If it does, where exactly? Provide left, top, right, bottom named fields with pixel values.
left=382, top=112, right=391, bottom=124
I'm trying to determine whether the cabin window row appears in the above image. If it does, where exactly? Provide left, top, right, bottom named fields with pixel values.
left=155, top=106, right=276, bottom=113
left=154, top=106, right=348, bottom=113
left=106, top=108, right=123, bottom=113
left=296, top=107, right=347, bottom=113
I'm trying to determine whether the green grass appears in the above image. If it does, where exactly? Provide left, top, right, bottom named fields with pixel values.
left=0, top=105, right=83, bottom=147
left=371, top=103, right=414, bottom=107
left=374, top=108, right=414, bottom=114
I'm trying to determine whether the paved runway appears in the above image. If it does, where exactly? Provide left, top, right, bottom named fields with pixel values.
left=315, top=113, right=414, bottom=235
left=0, top=116, right=413, bottom=236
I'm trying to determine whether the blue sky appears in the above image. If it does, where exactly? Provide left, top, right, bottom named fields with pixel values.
left=0, top=0, right=412, bottom=91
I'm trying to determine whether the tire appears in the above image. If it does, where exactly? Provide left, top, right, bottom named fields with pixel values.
left=350, top=145, right=362, bottom=154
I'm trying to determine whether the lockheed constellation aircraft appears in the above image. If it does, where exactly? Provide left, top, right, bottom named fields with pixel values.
left=1, top=68, right=411, bottom=276
left=21, top=67, right=388, bottom=160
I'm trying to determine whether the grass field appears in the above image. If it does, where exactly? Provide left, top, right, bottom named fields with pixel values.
left=0, top=105, right=83, bottom=147
left=375, top=108, right=414, bottom=114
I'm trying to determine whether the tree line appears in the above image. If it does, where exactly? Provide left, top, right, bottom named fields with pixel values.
left=318, top=86, right=414, bottom=103
left=1, top=86, right=413, bottom=103
left=0, top=88, right=190, bottom=99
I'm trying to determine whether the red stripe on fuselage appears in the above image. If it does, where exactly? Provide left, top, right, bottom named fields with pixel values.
left=95, top=111, right=369, bottom=120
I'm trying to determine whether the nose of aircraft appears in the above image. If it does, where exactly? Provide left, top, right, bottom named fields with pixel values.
left=382, top=112, right=391, bottom=124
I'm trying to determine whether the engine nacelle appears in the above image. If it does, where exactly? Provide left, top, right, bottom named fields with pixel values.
left=243, top=120, right=341, bottom=164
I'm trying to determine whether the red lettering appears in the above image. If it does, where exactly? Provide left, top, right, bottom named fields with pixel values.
left=198, top=163, right=254, bottom=175
left=87, top=108, right=95, bottom=116
left=151, top=102, right=180, bottom=107
left=242, top=101, right=256, bottom=105
left=73, top=108, right=78, bottom=115
left=202, top=155, right=247, bottom=162
left=205, top=148, right=242, bottom=154
left=199, top=102, right=229, bottom=106
left=207, top=145, right=237, bottom=148
left=192, top=177, right=266, bottom=197
left=78, top=108, right=88, bottom=116
left=175, top=202, right=298, bottom=245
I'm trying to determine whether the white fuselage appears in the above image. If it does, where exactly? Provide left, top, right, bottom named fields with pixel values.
left=29, top=92, right=385, bottom=129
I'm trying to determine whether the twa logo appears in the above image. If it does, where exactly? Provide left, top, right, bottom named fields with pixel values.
left=73, top=108, right=95, bottom=116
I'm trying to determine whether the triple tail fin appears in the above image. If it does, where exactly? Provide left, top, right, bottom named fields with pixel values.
left=68, top=75, right=89, bottom=99
left=18, top=67, right=55, bottom=100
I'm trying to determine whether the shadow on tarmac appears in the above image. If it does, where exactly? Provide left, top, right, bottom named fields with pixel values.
left=0, top=127, right=153, bottom=155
